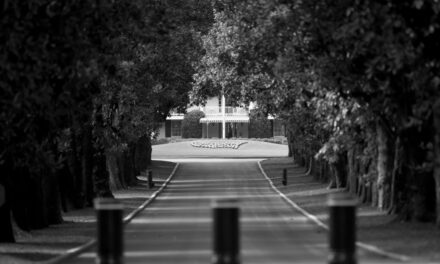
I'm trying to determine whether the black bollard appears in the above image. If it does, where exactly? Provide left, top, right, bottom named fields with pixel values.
left=212, top=199, right=240, bottom=264
left=94, top=198, right=124, bottom=264
left=282, top=168, right=287, bottom=186
left=148, top=170, right=154, bottom=189
left=328, top=193, right=357, bottom=264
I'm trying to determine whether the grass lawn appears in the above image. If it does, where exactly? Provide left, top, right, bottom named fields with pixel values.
left=0, top=160, right=176, bottom=263
left=261, top=157, right=440, bottom=263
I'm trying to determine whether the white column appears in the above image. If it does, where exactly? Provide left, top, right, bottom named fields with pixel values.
left=222, top=94, right=226, bottom=139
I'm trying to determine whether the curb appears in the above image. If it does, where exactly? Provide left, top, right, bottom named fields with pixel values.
left=45, top=163, right=180, bottom=264
left=257, top=160, right=411, bottom=263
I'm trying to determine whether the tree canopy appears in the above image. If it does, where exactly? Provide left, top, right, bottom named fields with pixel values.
left=0, top=0, right=213, bottom=242
left=192, top=0, right=440, bottom=225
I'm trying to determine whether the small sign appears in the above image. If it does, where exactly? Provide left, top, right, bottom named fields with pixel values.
left=0, top=184, right=4, bottom=207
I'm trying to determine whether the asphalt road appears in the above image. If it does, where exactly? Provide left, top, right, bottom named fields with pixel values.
left=65, top=157, right=397, bottom=264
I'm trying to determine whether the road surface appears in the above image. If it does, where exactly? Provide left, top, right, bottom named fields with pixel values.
left=65, top=157, right=396, bottom=263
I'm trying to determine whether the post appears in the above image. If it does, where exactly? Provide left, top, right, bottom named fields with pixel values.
left=148, top=170, right=154, bottom=189
left=207, top=123, right=209, bottom=138
left=95, top=198, right=124, bottom=264
left=282, top=168, right=287, bottom=186
left=222, top=94, right=226, bottom=139
left=212, top=199, right=240, bottom=264
left=328, top=193, right=357, bottom=264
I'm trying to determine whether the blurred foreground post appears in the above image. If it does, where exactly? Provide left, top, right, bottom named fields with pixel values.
left=212, top=198, right=240, bottom=264
left=282, top=168, right=287, bottom=186
left=328, top=193, right=357, bottom=264
left=148, top=170, right=154, bottom=189
left=95, top=198, right=124, bottom=264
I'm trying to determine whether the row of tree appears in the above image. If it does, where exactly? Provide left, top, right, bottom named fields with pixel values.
left=192, top=0, right=440, bottom=225
left=0, top=1, right=213, bottom=242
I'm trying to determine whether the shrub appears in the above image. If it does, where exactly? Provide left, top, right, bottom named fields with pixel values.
left=182, top=110, right=205, bottom=138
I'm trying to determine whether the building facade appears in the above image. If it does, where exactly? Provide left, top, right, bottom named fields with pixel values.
left=157, top=96, right=285, bottom=139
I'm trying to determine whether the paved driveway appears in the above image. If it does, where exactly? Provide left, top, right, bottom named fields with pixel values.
left=63, top=142, right=399, bottom=263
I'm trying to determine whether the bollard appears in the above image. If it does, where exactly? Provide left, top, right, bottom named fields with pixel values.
left=212, top=199, right=240, bottom=264
left=94, top=198, right=124, bottom=264
left=328, top=193, right=357, bottom=264
left=282, top=168, right=287, bottom=186
left=148, top=170, right=154, bottom=189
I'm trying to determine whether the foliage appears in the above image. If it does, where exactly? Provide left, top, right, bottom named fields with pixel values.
left=0, top=0, right=214, bottom=241
left=182, top=110, right=206, bottom=138
left=192, top=0, right=440, bottom=222
left=249, top=109, right=272, bottom=138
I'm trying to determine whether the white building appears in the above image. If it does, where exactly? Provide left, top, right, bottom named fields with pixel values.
left=157, top=96, right=285, bottom=139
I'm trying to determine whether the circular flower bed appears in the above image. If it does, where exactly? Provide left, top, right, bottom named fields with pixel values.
left=191, top=140, right=248, bottom=149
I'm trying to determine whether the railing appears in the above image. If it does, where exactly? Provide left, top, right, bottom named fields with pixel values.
left=203, top=106, right=248, bottom=116
left=168, top=112, right=184, bottom=116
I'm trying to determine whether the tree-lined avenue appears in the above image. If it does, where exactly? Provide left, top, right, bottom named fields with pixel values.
left=63, top=158, right=398, bottom=263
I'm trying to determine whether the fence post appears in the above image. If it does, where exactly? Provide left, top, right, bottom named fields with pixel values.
left=94, top=198, right=124, bottom=264
left=148, top=170, right=154, bottom=189
left=282, top=168, right=287, bottom=186
left=212, top=199, right=240, bottom=264
left=328, top=193, right=357, bottom=264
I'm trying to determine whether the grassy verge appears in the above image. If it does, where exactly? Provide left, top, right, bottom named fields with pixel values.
left=0, top=160, right=176, bottom=263
left=261, top=157, right=440, bottom=263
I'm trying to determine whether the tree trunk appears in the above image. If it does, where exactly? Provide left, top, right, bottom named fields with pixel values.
left=389, top=137, right=402, bottom=214
left=135, top=135, right=152, bottom=175
left=347, top=149, right=357, bottom=194
left=11, top=168, right=31, bottom=231
left=45, top=168, right=63, bottom=225
left=93, top=104, right=113, bottom=198
left=287, top=131, right=294, bottom=158
left=376, top=121, right=392, bottom=210
left=330, top=153, right=347, bottom=189
left=371, top=181, right=378, bottom=207
left=433, top=99, right=440, bottom=227
left=81, top=125, right=94, bottom=206
left=305, top=156, right=313, bottom=175
left=397, top=131, right=434, bottom=222
left=310, top=157, right=318, bottom=177
left=366, top=183, right=372, bottom=203
left=0, top=174, right=15, bottom=242
left=70, top=131, right=85, bottom=208
left=93, top=146, right=113, bottom=198
left=123, top=143, right=137, bottom=186
left=107, top=152, right=123, bottom=191
left=116, top=152, right=127, bottom=188
left=321, top=160, right=332, bottom=182
left=29, top=174, right=49, bottom=229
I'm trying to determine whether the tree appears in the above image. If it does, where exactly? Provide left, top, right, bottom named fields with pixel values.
left=182, top=110, right=206, bottom=138
left=249, top=109, right=272, bottom=138
left=192, top=0, right=440, bottom=225
left=0, top=0, right=214, bottom=242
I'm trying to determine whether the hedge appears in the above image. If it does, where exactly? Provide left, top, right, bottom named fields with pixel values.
left=182, top=110, right=205, bottom=138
